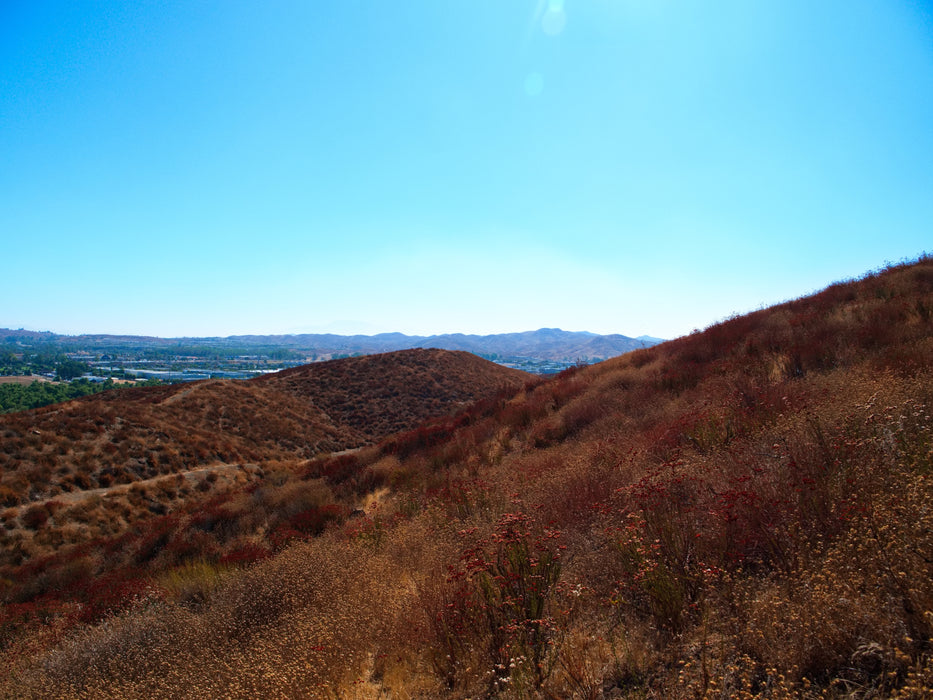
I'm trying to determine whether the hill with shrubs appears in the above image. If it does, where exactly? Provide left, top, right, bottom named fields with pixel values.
left=2, top=257, right=933, bottom=698
left=0, top=349, right=529, bottom=570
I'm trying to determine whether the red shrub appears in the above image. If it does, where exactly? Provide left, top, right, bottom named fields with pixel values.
left=21, top=505, right=49, bottom=530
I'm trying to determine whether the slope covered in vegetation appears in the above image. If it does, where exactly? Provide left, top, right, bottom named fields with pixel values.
left=2, top=258, right=932, bottom=698
left=257, top=347, right=532, bottom=441
left=0, top=350, right=529, bottom=573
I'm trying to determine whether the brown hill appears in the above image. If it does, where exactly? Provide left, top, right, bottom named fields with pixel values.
left=0, top=349, right=529, bottom=569
left=3, top=258, right=932, bottom=698
left=255, top=347, right=532, bottom=441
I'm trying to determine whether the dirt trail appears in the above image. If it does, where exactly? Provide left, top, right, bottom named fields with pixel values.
left=8, top=463, right=262, bottom=513
left=158, top=380, right=219, bottom=406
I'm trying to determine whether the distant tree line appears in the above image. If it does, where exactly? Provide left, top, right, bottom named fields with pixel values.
left=0, top=345, right=91, bottom=380
left=0, top=379, right=111, bottom=414
left=0, top=378, right=162, bottom=414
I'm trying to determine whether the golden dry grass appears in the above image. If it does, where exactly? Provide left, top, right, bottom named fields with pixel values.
left=1, top=257, right=932, bottom=698
left=0, top=350, right=529, bottom=571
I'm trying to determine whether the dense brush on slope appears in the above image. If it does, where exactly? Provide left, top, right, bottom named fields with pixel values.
left=0, top=349, right=526, bottom=507
left=2, top=258, right=932, bottom=698
left=256, top=348, right=531, bottom=441
left=0, top=350, right=528, bottom=576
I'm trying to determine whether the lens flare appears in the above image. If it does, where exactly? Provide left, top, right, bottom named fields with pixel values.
left=524, top=72, right=544, bottom=96
left=542, top=1, right=566, bottom=36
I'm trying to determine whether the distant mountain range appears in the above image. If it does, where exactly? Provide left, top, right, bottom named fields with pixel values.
left=0, top=327, right=665, bottom=363
left=226, top=328, right=664, bottom=361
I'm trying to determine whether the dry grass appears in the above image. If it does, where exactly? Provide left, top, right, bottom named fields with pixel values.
left=0, top=350, right=527, bottom=571
left=0, top=377, right=54, bottom=386
left=1, top=257, right=932, bottom=698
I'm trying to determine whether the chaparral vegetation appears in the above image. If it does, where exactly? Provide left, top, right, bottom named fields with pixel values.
left=1, top=257, right=932, bottom=698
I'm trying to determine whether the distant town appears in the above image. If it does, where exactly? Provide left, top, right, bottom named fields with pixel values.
left=0, top=327, right=663, bottom=386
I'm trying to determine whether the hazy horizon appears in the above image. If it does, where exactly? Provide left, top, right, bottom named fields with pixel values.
left=2, top=2, right=931, bottom=339
left=1, top=323, right=666, bottom=342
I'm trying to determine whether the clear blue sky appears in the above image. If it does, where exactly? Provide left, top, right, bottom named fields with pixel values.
left=2, top=1, right=931, bottom=339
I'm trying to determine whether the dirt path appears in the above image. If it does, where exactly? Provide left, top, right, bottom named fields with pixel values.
left=158, top=379, right=223, bottom=406
left=8, top=463, right=262, bottom=512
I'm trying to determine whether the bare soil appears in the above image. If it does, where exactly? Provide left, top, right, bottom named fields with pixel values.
left=0, top=376, right=54, bottom=385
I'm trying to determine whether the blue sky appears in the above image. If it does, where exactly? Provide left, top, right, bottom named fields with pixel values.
left=2, top=1, right=931, bottom=339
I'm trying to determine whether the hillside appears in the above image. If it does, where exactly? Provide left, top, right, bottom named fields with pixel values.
left=256, top=348, right=531, bottom=441
left=2, top=258, right=933, bottom=698
left=0, top=349, right=529, bottom=570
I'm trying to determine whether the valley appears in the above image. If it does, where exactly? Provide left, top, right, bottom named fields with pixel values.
left=0, top=327, right=664, bottom=386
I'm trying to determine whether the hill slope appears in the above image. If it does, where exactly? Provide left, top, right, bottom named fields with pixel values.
left=3, top=258, right=932, bottom=698
left=256, top=348, right=531, bottom=441
left=0, top=349, right=529, bottom=568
